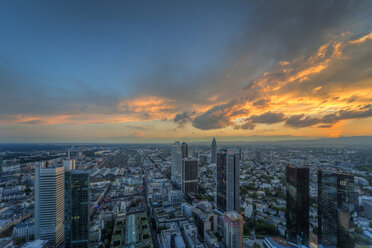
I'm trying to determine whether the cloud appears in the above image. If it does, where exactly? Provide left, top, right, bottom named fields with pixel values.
left=285, top=115, right=322, bottom=128
left=252, top=98, right=270, bottom=108
left=349, top=31, right=372, bottom=44
left=285, top=104, right=372, bottom=128
left=246, top=112, right=286, bottom=124
left=173, top=112, right=193, bottom=127
left=192, top=100, right=249, bottom=130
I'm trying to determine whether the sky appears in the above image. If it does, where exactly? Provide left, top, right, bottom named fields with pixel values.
left=1, top=0, right=372, bottom=143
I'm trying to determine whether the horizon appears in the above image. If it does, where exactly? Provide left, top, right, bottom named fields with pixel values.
left=1, top=1, right=372, bottom=142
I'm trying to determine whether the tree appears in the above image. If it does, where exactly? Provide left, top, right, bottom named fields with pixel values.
left=253, top=243, right=261, bottom=248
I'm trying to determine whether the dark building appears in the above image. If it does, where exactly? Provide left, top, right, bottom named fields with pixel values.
left=216, top=149, right=240, bottom=213
left=65, top=170, right=90, bottom=248
left=181, top=142, right=188, bottom=159
left=285, top=165, right=309, bottom=246
left=210, top=137, right=217, bottom=163
left=318, top=169, right=355, bottom=248
left=182, top=158, right=198, bottom=197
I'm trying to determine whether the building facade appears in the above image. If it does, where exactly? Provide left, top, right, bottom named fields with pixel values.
left=35, top=162, right=65, bottom=248
left=65, top=170, right=90, bottom=248
left=285, top=165, right=309, bottom=246
left=210, top=138, right=216, bottom=164
left=182, top=158, right=198, bottom=197
left=216, top=149, right=240, bottom=212
left=171, top=141, right=182, bottom=184
left=318, top=169, right=355, bottom=248
left=181, top=142, right=188, bottom=159
left=222, top=211, right=243, bottom=248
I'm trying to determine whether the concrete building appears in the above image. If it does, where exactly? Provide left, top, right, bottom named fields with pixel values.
left=160, top=222, right=186, bottom=248
left=222, top=211, right=243, bottom=248
left=34, top=162, right=65, bottom=248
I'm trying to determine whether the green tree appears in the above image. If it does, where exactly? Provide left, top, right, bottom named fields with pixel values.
left=253, top=243, right=261, bottom=248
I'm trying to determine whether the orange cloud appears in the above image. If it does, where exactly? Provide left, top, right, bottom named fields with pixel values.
left=349, top=31, right=372, bottom=44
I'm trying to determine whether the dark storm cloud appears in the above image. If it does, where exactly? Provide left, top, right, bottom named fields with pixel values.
left=192, top=101, right=244, bottom=130
left=247, top=112, right=286, bottom=124
left=173, top=112, right=193, bottom=127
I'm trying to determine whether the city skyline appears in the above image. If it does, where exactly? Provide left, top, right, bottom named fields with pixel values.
left=1, top=1, right=372, bottom=142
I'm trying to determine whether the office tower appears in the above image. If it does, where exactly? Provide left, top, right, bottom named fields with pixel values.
left=318, top=169, right=355, bottom=248
left=285, top=165, right=309, bottom=246
left=63, top=159, right=76, bottom=171
left=182, top=158, right=198, bottom=196
left=181, top=142, right=188, bottom=158
left=222, top=211, right=243, bottom=248
left=210, top=137, right=217, bottom=163
left=171, top=141, right=182, bottom=183
left=35, top=162, right=65, bottom=248
left=216, top=149, right=240, bottom=212
left=0, top=158, right=2, bottom=179
left=65, top=170, right=90, bottom=248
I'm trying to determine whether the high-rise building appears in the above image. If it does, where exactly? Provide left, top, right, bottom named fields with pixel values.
left=318, top=169, right=355, bottom=248
left=182, top=158, right=198, bottom=197
left=285, top=165, right=309, bottom=246
left=35, top=162, right=65, bottom=248
left=210, top=138, right=217, bottom=163
left=222, top=211, right=243, bottom=248
left=65, top=170, right=90, bottom=248
left=171, top=141, right=182, bottom=184
left=63, top=159, right=76, bottom=171
left=181, top=142, right=188, bottom=159
left=216, top=149, right=240, bottom=213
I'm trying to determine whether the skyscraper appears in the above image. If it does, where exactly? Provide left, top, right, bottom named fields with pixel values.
left=222, top=211, right=243, bottom=248
left=318, top=169, right=355, bottom=248
left=182, top=158, right=198, bottom=197
left=35, top=162, right=65, bottom=248
left=171, top=141, right=182, bottom=184
left=65, top=170, right=90, bottom=248
left=285, top=165, right=309, bottom=246
left=210, top=137, right=216, bottom=163
left=216, top=149, right=240, bottom=213
left=181, top=142, right=188, bottom=159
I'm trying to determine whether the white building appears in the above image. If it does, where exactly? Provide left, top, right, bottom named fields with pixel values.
left=34, top=162, right=65, bottom=247
left=222, top=211, right=243, bottom=248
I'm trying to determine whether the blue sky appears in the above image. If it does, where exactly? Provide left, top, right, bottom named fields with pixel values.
left=1, top=0, right=372, bottom=142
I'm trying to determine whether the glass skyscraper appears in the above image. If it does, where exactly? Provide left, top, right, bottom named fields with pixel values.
left=210, top=137, right=217, bottom=163
left=182, top=158, right=198, bottom=197
left=216, top=149, right=240, bottom=213
left=65, top=170, right=90, bottom=248
left=318, top=169, right=355, bottom=248
left=285, top=165, right=309, bottom=246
